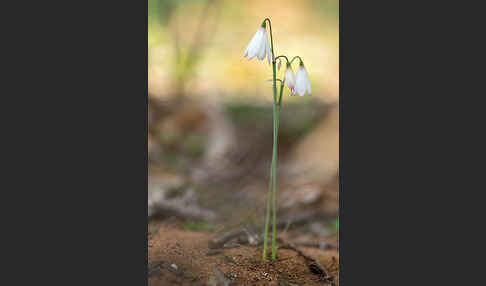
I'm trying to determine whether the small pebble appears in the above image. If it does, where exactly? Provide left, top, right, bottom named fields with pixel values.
left=171, top=264, right=178, bottom=270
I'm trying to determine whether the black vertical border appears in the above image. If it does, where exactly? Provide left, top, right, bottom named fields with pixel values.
left=338, top=0, right=343, bottom=284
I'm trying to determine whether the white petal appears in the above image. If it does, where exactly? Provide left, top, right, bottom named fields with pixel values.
left=266, top=35, right=271, bottom=65
left=249, top=32, right=262, bottom=59
left=297, top=78, right=306, bottom=97
left=298, top=87, right=305, bottom=97
left=244, top=39, right=253, bottom=58
left=257, top=41, right=265, bottom=60
left=244, top=42, right=255, bottom=59
left=256, top=29, right=267, bottom=60
left=247, top=44, right=257, bottom=59
left=285, top=67, right=296, bottom=94
left=295, top=67, right=307, bottom=96
left=244, top=28, right=263, bottom=60
left=303, top=67, right=311, bottom=95
left=306, top=74, right=312, bottom=95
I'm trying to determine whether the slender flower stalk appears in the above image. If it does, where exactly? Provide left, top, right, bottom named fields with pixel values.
left=244, top=18, right=311, bottom=262
left=271, top=81, right=284, bottom=260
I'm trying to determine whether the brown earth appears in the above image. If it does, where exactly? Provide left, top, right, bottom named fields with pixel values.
left=148, top=225, right=339, bottom=286
left=148, top=98, right=339, bottom=285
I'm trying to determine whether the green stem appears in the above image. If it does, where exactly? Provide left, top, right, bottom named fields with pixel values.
left=265, top=60, right=279, bottom=261
left=264, top=18, right=275, bottom=62
left=271, top=83, right=284, bottom=260
left=262, top=17, right=279, bottom=261
left=262, top=156, right=273, bottom=260
left=289, top=56, right=303, bottom=65
left=275, top=55, right=290, bottom=65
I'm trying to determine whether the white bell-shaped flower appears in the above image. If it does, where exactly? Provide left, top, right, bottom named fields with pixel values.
left=244, top=25, right=271, bottom=65
left=295, top=63, right=312, bottom=97
left=284, top=64, right=296, bottom=95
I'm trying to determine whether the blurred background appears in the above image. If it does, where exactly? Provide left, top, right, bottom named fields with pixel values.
left=148, top=0, right=339, bottom=240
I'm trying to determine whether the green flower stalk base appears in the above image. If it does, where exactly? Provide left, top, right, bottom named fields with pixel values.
left=262, top=78, right=284, bottom=261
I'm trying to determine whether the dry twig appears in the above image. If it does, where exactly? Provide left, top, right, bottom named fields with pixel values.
left=293, top=241, right=338, bottom=250
left=148, top=190, right=217, bottom=221
left=209, top=228, right=246, bottom=249
left=277, top=238, right=334, bottom=285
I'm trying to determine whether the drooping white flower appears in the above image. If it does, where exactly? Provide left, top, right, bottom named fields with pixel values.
left=295, top=63, right=312, bottom=97
left=244, top=24, right=271, bottom=65
left=284, top=64, right=296, bottom=95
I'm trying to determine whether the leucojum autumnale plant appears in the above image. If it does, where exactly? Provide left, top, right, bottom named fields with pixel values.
left=244, top=18, right=312, bottom=261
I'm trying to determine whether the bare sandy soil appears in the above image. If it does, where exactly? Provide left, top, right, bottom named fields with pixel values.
left=149, top=225, right=339, bottom=286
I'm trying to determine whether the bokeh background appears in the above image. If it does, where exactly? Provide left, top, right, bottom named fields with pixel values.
left=148, top=0, right=339, bottom=239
